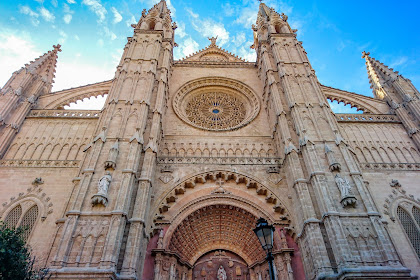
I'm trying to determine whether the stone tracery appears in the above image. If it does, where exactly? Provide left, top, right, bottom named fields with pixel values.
left=173, top=77, right=260, bottom=131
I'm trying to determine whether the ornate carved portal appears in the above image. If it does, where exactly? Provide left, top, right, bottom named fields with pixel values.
left=152, top=204, right=297, bottom=280
left=193, top=250, right=249, bottom=280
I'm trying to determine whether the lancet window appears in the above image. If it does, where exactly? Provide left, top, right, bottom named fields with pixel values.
left=397, top=205, right=420, bottom=258
left=3, top=203, right=39, bottom=241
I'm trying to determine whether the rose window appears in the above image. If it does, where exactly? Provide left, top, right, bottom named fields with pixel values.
left=184, top=92, right=247, bottom=130
left=173, top=78, right=260, bottom=131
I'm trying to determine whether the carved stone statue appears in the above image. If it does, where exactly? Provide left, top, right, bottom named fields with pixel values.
left=92, top=171, right=112, bottom=206
left=217, top=265, right=227, bottom=280
left=335, top=174, right=357, bottom=207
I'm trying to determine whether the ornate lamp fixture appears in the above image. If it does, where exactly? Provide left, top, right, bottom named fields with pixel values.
left=253, top=217, right=276, bottom=280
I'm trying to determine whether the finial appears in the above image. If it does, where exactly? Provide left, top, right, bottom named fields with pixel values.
left=257, top=0, right=263, bottom=3
left=208, top=36, right=218, bottom=46
left=53, top=44, right=62, bottom=52
left=361, top=51, right=370, bottom=58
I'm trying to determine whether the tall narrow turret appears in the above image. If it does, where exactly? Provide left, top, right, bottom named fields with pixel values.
left=255, top=2, right=413, bottom=279
left=0, top=44, right=61, bottom=158
left=363, top=52, right=420, bottom=147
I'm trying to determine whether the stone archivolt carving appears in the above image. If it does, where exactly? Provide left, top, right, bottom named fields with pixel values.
left=383, top=180, right=420, bottom=221
left=173, top=77, right=260, bottom=131
left=154, top=170, right=289, bottom=223
left=0, top=182, right=53, bottom=222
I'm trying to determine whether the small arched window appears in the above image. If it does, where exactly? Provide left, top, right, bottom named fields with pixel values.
left=397, top=205, right=420, bottom=258
left=2, top=203, right=39, bottom=242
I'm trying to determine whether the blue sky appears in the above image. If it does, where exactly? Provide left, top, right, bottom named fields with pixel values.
left=0, top=0, right=419, bottom=112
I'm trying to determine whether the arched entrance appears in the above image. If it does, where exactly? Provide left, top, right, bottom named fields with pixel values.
left=151, top=204, right=296, bottom=280
left=193, top=250, right=249, bottom=280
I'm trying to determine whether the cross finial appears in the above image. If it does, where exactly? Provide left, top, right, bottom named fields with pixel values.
left=208, top=36, right=218, bottom=46
left=215, top=177, right=224, bottom=187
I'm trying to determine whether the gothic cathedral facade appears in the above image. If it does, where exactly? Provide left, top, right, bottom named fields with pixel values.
left=1, top=1, right=420, bottom=279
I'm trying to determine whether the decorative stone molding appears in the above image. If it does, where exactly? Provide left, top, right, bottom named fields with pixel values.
left=157, top=157, right=282, bottom=165
left=0, top=160, right=81, bottom=168
left=172, top=77, right=260, bottom=131
left=0, top=183, right=53, bottom=221
left=335, top=113, right=400, bottom=123
left=383, top=182, right=420, bottom=222
left=360, top=162, right=420, bottom=171
left=27, top=110, right=100, bottom=119
left=153, top=170, right=289, bottom=225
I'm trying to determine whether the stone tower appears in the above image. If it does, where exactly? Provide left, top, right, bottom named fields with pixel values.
left=46, top=1, right=175, bottom=278
left=0, top=1, right=419, bottom=280
left=0, top=45, right=61, bottom=158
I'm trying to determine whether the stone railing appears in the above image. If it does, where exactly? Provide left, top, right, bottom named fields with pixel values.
left=360, top=162, right=420, bottom=171
left=28, top=110, right=100, bottom=118
left=157, top=157, right=283, bottom=165
left=335, top=113, right=400, bottom=123
left=0, top=160, right=80, bottom=168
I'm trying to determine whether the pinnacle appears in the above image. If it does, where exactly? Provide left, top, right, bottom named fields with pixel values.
left=25, top=44, right=61, bottom=87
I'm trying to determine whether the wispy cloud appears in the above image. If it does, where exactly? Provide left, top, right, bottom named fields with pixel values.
left=51, top=0, right=58, bottom=8
left=19, top=6, right=39, bottom=26
left=110, top=7, right=122, bottom=24
left=176, top=21, right=187, bottom=38
left=174, top=37, right=199, bottom=59
left=103, top=27, right=117, bottom=40
left=187, top=8, right=229, bottom=46
left=221, top=3, right=235, bottom=17
left=63, top=3, right=74, bottom=24
left=63, top=14, right=72, bottom=24
left=125, top=14, right=136, bottom=27
left=58, top=30, right=67, bottom=44
left=390, top=56, right=408, bottom=69
left=38, top=7, right=55, bottom=22
left=66, top=0, right=76, bottom=3
left=82, top=0, right=107, bottom=23
left=234, top=7, right=256, bottom=28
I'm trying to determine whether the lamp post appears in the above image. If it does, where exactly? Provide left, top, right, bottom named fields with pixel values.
left=253, top=217, right=276, bottom=280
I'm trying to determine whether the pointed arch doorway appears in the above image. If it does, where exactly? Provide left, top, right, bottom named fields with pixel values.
left=152, top=203, right=296, bottom=280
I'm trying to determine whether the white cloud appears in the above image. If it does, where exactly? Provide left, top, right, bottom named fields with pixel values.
left=74, top=35, right=80, bottom=40
left=186, top=8, right=198, bottom=18
left=174, top=36, right=199, bottom=60
left=238, top=44, right=257, bottom=62
left=187, top=9, right=229, bottom=46
left=390, top=56, right=408, bottom=69
left=103, top=27, right=117, bottom=40
left=34, top=0, right=44, bottom=3
left=125, top=15, right=136, bottom=27
left=38, top=7, right=55, bottom=22
left=232, top=32, right=246, bottom=47
left=0, top=31, right=42, bottom=88
left=66, top=0, right=76, bottom=3
left=234, top=7, right=256, bottom=28
left=176, top=21, right=186, bottom=38
left=82, top=0, right=107, bottom=23
left=97, top=39, right=104, bottom=47
left=58, top=30, right=68, bottom=44
left=222, top=3, right=235, bottom=16
left=63, top=14, right=72, bottom=24
left=51, top=0, right=58, bottom=8
left=19, top=6, right=40, bottom=26
left=110, top=7, right=123, bottom=24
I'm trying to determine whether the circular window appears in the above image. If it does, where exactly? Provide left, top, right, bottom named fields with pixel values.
left=173, top=77, right=260, bottom=131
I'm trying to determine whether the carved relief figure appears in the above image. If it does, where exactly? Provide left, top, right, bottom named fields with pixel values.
left=335, top=174, right=357, bottom=207
left=92, top=171, right=112, bottom=206
left=217, top=265, right=227, bottom=280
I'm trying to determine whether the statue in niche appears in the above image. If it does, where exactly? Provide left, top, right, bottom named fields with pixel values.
left=217, top=265, right=227, bottom=280
left=92, top=171, right=112, bottom=207
left=335, top=174, right=357, bottom=207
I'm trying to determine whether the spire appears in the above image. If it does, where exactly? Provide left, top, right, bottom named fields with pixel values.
left=133, top=0, right=174, bottom=32
left=362, top=51, right=399, bottom=99
left=26, top=44, right=61, bottom=87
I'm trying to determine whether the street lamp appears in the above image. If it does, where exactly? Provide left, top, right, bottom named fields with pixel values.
left=253, top=217, right=276, bottom=280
